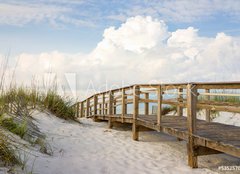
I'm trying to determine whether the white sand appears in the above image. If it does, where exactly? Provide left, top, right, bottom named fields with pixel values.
left=22, top=111, right=222, bottom=174
left=1, top=110, right=240, bottom=173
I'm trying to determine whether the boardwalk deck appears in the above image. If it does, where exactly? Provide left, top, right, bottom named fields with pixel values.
left=93, top=114, right=240, bottom=157
left=74, top=82, right=240, bottom=168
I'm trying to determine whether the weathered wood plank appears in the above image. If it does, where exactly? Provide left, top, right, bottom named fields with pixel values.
left=157, top=85, right=162, bottom=130
left=94, top=95, right=98, bottom=115
left=86, top=99, right=90, bottom=117
left=187, top=83, right=198, bottom=168
left=121, top=88, right=126, bottom=122
left=80, top=102, right=84, bottom=117
left=177, top=88, right=183, bottom=116
left=144, top=93, right=149, bottom=115
left=132, top=85, right=140, bottom=140
left=102, top=94, right=105, bottom=115
left=139, top=98, right=157, bottom=103
left=108, top=91, right=114, bottom=128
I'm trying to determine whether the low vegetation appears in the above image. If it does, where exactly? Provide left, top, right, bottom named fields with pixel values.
left=0, top=84, right=76, bottom=169
left=0, top=131, right=19, bottom=166
left=0, top=117, right=27, bottom=138
left=43, top=90, right=76, bottom=120
left=161, top=106, right=177, bottom=115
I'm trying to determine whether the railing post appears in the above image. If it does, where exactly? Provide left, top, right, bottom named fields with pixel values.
left=76, top=102, right=79, bottom=117
left=102, top=94, right=105, bottom=115
left=105, top=103, right=108, bottom=115
left=177, top=87, right=183, bottom=116
left=144, top=93, right=149, bottom=115
left=109, top=91, right=113, bottom=115
left=205, top=89, right=210, bottom=122
left=86, top=99, right=90, bottom=117
left=80, top=102, right=84, bottom=118
left=94, top=95, right=98, bottom=115
left=93, top=95, right=98, bottom=121
left=157, top=85, right=162, bottom=131
left=187, top=83, right=198, bottom=168
left=113, top=94, right=116, bottom=114
left=132, top=85, right=140, bottom=140
left=108, top=91, right=113, bottom=128
left=121, top=88, right=126, bottom=122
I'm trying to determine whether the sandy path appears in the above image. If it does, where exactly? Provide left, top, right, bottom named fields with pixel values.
left=25, top=111, right=238, bottom=174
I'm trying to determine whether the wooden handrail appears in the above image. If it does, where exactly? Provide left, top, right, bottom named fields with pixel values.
left=74, top=82, right=240, bottom=119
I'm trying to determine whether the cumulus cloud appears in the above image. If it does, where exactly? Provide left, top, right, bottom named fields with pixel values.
left=101, top=16, right=168, bottom=53
left=3, top=16, right=240, bottom=98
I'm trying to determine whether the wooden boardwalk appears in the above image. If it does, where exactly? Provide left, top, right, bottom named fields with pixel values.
left=73, top=82, right=240, bottom=168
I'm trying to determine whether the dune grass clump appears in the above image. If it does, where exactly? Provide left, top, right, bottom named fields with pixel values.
left=0, top=84, right=76, bottom=168
left=0, top=131, right=19, bottom=166
left=0, top=86, right=76, bottom=120
left=0, top=117, right=27, bottom=139
left=210, top=95, right=240, bottom=104
left=198, top=90, right=240, bottom=104
left=43, top=91, right=76, bottom=120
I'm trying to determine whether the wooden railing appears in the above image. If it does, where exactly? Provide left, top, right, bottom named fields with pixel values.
left=74, top=82, right=240, bottom=120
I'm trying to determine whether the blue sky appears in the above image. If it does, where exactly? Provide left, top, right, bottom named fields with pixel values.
left=1, top=0, right=240, bottom=55
left=1, top=0, right=240, bottom=97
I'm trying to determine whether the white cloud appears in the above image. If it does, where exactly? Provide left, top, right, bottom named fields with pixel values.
left=99, top=16, right=168, bottom=53
left=2, top=16, right=240, bottom=98
left=168, top=27, right=200, bottom=48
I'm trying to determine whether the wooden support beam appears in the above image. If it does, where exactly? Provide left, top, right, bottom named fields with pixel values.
left=102, top=94, right=105, bottom=115
left=80, top=102, right=84, bottom=118
left=139, top=98, right=157, bottom=103
left=108, top=117, right=113, bottom=128
left=113, top=101, right=117, bottom=114
left=125, top=99, right=127, bottom=114
left=93, top=95, right=98, bottom=116
left=108, top=91, right=113, bottom=128
left=89, top=107, right=92, bottom=116
left=105, top=103, right=108, bottom=115
left=99, top=104, right=102, bottom=115
left=121, top=88, right=126, bottom=122
left=109, top=91, right=113, bottom=115
left=205, top=89, right=211, bottom=122
left=132, top=85, right=140, bottom=141
left=76, top=102, right=79, bottom=117
left=86, top=99, right=90, bottom=117
left=144, top=93, right=149, bottom=115
left=157, top=85, right=162, bottom=130
left=187, top=83, right=198, bottom=168
left=177, top=88, right=183, bottom=116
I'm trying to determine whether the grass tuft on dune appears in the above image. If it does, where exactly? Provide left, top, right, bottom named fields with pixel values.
left=0, top=84, right=76, bottom=168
